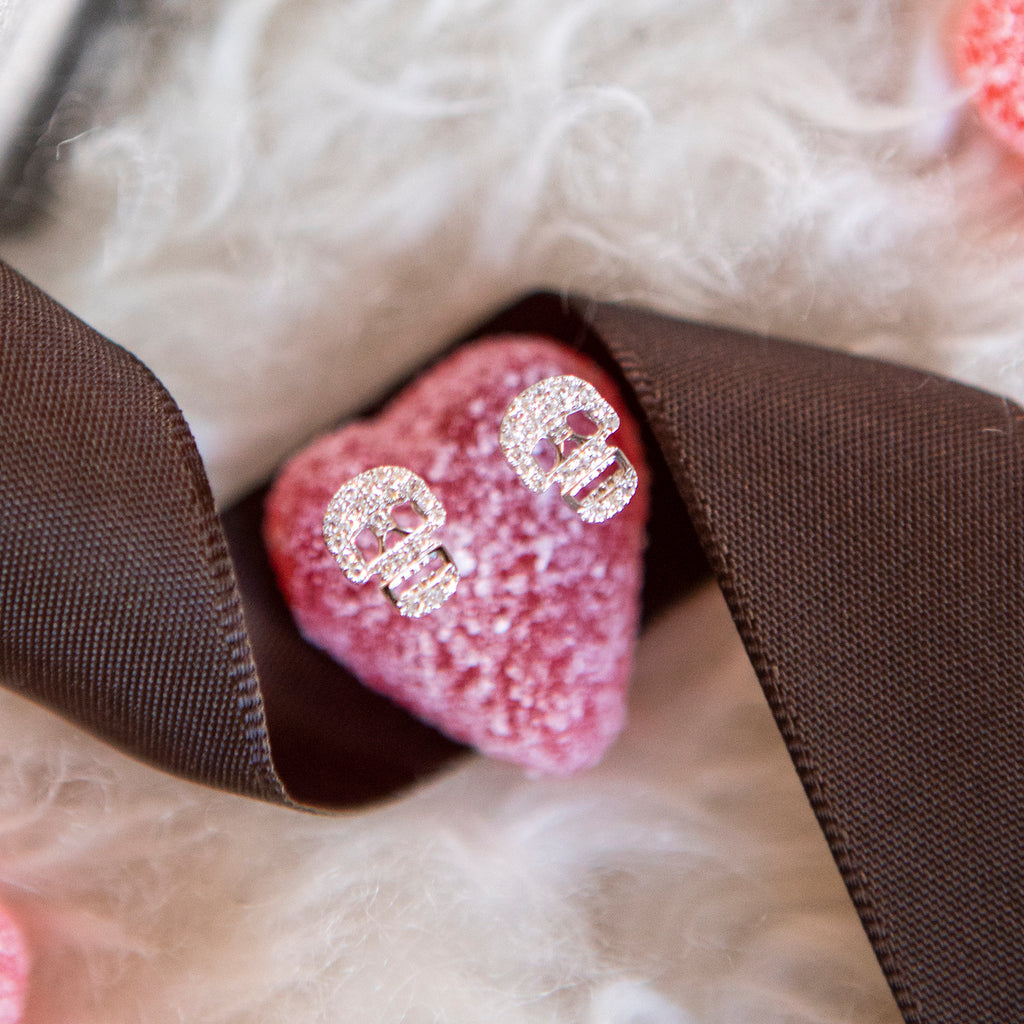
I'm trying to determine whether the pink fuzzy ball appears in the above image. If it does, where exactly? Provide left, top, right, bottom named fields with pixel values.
left=0, top=907, right=28, bottom=1024
left=954, top=0, right=1024, bottom=157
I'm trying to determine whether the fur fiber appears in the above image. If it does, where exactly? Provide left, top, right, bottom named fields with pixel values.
left=1, top=0, right=1023, bottom=1020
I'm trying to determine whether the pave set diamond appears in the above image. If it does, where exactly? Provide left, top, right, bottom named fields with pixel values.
left=499, top=375, right=638, bottom=524
left=323, top=465, right=459, bottom=618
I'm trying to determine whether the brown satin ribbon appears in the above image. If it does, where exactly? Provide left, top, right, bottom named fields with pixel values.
left=1, top=261, right=1021, bottom=1022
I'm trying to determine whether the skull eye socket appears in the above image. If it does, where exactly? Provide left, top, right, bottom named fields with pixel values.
left=390, top=501, right=424, bottom=532
left=531, top=437, right=560, bottom=474
left=354, top=527, right=382, bottom=562
left=566, top=410, right=598, bottom=437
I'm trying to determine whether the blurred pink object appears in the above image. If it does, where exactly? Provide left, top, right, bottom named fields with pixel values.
left=954, top=0, right=1024, bottom=158
left=0, top=905, right=28, bottom=1024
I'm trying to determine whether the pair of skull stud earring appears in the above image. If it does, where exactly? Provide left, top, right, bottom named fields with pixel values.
left=322, top=374, right=639, bottom=618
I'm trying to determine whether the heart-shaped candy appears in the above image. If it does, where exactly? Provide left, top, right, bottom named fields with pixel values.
left=263, top=337, right=649, bottom=774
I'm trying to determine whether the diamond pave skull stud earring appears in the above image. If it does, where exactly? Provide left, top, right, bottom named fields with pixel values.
left=499, top=375, right=638, bottom=523
left=322, top=466, right=459, bottom=617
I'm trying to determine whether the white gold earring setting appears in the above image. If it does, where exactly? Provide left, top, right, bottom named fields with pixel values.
left=322, top=466, right=459, bottom=618
left=499, top=375, right=638, bottom=523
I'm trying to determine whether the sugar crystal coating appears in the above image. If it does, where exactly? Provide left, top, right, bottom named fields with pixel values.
left=264, top=337, right=649, bottom=775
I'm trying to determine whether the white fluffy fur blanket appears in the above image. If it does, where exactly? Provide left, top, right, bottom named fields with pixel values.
left=2, top=1, right=1022, bottom=1020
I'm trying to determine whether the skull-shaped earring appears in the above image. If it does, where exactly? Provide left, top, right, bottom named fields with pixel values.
left=322, top=466, right=459, bottom=617
left=499, top=375, right=638, bottom=523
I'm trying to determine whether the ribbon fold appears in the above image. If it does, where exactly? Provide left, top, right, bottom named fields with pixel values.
left=1, top=263, right=1021, bottom=1023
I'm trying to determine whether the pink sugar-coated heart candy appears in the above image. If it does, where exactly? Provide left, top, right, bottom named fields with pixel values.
left=0, top=906, right=28, bottom=1024
left=954, top=0, right=1024, bottom=158
left=264, top=336, right=649, bottom=775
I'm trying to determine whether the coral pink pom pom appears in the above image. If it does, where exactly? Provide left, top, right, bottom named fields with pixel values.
left=954, top=0, right=1024, bottom=157
left=264, top=337, right=649, bottom=775
left=0, top=906, right=29, bottom=1024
